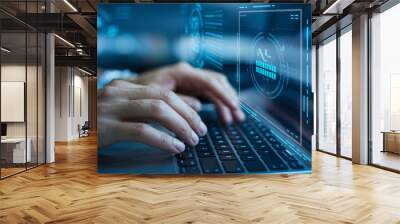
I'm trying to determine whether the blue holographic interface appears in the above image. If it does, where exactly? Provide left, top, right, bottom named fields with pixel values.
left=98, top=3, right=313, bottom=152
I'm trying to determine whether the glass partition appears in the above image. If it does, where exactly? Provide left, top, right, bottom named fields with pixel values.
left=38, top=32, right=45, bottom=165
left=1, top=30, right=28, bottom=177
left=27, top=29, right=38, bottom=169
left=371, top=3, right=400, bottom=171
left=339, top=27, right=352, bottom=158
left=0, top=1, right=46, bottom=179
left=317, top=35, right=337, bottom=154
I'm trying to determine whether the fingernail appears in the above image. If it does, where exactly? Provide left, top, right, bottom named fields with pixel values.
left=232, top=99, right=240, bottom=109
left=225, top=113, right=233, bottom=124
left=198, top=122, right=208, bottom=136
left=237, top=110, right=246, bottom=122
left=191, top=130, right=199, bottom=146
left=194, top=102, right=202, bottom=111
left=173, top=139, right=185, bottom=152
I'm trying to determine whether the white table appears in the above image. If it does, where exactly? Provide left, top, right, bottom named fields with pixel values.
left=1, top=138, right=31, bottom=163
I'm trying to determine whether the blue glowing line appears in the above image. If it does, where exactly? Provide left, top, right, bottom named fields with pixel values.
left=255, top=60, right=277, bottom=80
left=253, top=5, right=272, bottom=8
left=306, top=64, right=309, bottom=88
left=204, top=14, right=223, bottom=18
left=240, top=104, right=260, bottom=122
left=204, top=55, right=223, bottom=69
left=205, top=22, right=223, bottom=27
left=306, top=96, right=309, bottom=119
left=205, top=32, right=223, bottom=39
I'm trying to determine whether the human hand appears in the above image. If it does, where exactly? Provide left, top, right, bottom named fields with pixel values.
left=132, top=62, right=245, bottom=124
left=98, top=81, right=207, bottom=154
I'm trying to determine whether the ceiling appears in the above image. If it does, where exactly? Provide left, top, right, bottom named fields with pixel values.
left=0, top=0, right=391, bottom=74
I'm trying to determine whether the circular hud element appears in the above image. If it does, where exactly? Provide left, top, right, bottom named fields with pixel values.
left=248, top=32, right=289, bottom=99
left=185, top=4, right=204, bottom=68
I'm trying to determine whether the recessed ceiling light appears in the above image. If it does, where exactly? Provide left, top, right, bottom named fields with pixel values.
left=63, top=0, right=78, bottom=12
left=54, top=34, right=75, bottom=48
left=78, top=67, right=93, bottom=76
left=1, top=47, right=11, bottom=53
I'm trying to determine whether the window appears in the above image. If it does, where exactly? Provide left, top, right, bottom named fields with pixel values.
left=339, top=27, right=352, bottom=158
left=317, top=36, right=337, bottom=154
left=371, top=3, right=400, bottom=171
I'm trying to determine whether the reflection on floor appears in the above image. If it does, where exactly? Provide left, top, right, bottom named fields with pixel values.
left=372, top=150, right=400, bottom=171
left=0, top=167, right=25, bottom=178
left=0, top=163, right=42, bottom=178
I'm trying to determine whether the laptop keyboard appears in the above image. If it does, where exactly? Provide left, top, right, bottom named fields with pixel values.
left=176, top=115, right=308, bottom=174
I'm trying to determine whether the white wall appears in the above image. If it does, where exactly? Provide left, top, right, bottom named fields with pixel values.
left=55, top=67, right=89, bottom=141
left=1, top=65, right=37, bottom=138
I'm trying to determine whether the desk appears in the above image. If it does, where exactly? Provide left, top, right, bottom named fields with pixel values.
left=382, top=131, right=400, bottom=154
left=1, top=138, right=31, bottom=163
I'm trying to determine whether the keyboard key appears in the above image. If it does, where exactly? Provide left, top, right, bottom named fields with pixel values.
left=231, top=139, right=244, bottom=144
left=213, top=135, right=223, bottom=140
left=216, top=150, right=233, bottom=155
left=240, top=155, right=257, bottom=161
left=178, top=159, right=197, bottom=167
left=258, top=151, right=288, bottom=170
left=199, top=157, right=222, bottom=174
left=215, top=140, right=227, bottom=145
left=276, top=150, right=294, bottom=161
left=288, top=160, right=304, bottom=170
left=236, top=150, right=253, bottom=155
left=234, top=144, right=249, bottom=150
left=198, top=141, right=208, bottom=146
left=219, top=154, right=236, bottom=161
left=269, top=138, right=277, bottom=143
left=177, top=151, right=194, bottom=159
left=180, top=166, right=201, bottom=174
left=243, top=160, right=266, bottom=172
left=198, top=151, right=215, bottom=158
left=253, top=144, right=268, bottom=151
left=215, top=144, right=229, bottom=150
left=268, top=163, right=288, bottom=171
left=254, top=140, right=263, bottom=144
left=196, top=145, right=212, bottom=152
left=228, top=135, right=242, bottom=140
left=222, top=160, right=244, bottom=173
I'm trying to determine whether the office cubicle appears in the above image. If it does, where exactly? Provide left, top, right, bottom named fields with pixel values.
left=0, top=1, right=46, bottom=179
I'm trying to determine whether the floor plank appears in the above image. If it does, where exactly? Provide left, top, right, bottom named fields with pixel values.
left=1, top=135, right=400, bottom=224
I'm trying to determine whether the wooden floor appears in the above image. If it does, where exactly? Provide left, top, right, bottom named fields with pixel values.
left=372, top=150, right=400, bottom=171
left=1, top=135, right=400, bottom=224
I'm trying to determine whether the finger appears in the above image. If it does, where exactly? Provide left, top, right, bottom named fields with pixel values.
left=232, top=108, right=246, bottom=122
left=177, top=94, right=202, bottom=112
left=99, top=79, right=140, bottom=99
left=172, top=62, right=239, bottom=110
left=208, top=70, right=238, bottom=98
left=204, top=91, right=233, bottom=125
left=209, top=72, right=245, bottom=122
left=101, top=86, right=207, bottom=136
left=106, top=99, right=199, bottom=146
left=108, top=79, right=139, bottom=88
left=118, top=122, right=185, bottom=154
